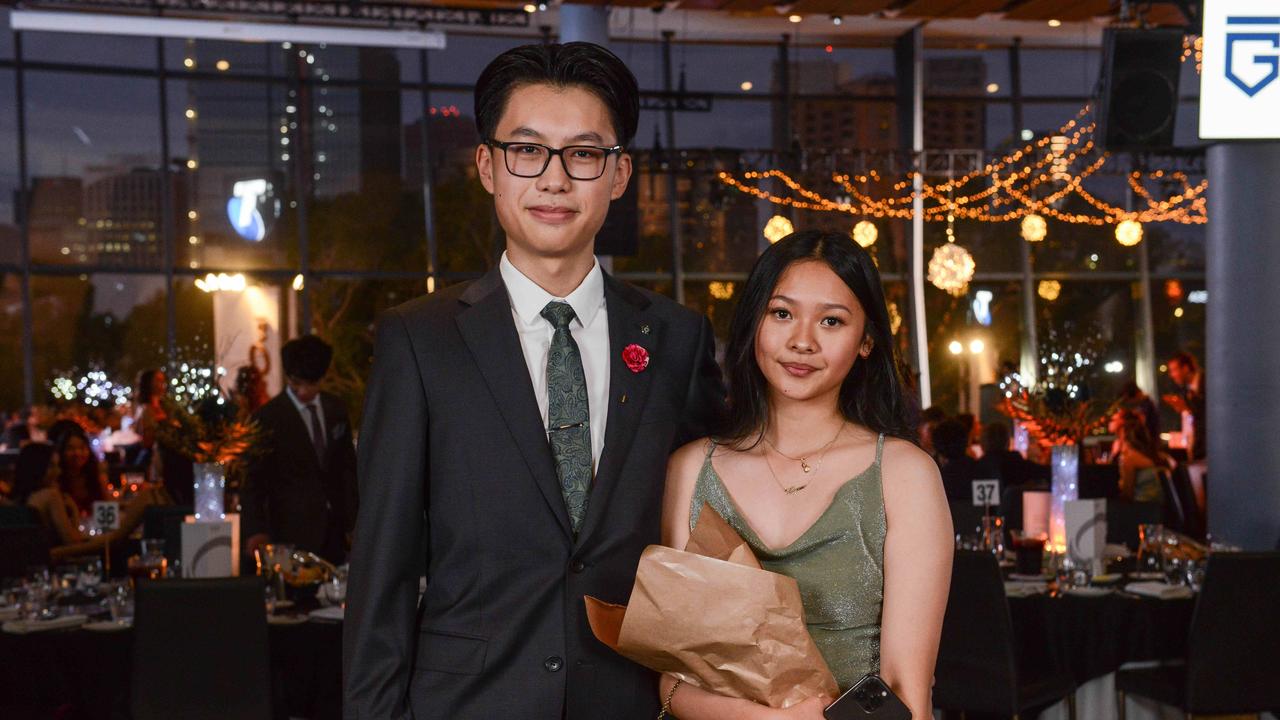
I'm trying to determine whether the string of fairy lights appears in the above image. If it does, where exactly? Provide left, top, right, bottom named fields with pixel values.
left=720, top=104, right=1208, bottom=296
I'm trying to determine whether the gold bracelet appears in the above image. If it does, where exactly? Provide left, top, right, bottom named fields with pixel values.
left=657, top=678, right=684, bottom=720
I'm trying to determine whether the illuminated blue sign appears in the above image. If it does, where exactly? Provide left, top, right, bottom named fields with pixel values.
left=227, top=179, right=271, bottom=242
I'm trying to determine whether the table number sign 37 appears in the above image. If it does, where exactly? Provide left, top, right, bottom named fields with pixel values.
left=972, top=479, right=1000, bottom=507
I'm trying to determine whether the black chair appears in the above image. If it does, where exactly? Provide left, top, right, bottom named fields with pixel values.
left=934, top=550, right=1077, bottom=719
left=1106, top=501, right=1162, bottom=551
left=0, top=526, right=49, bottom=578
left=1078, top=463, right=1119, bottom=500
left=1116, top=552, right=1280, bottom=719
left=1162, top=465, right=1203, bottom=539
left=0, top=505, right=38, bottom=527
left=131, top=576, right=271, bottom=720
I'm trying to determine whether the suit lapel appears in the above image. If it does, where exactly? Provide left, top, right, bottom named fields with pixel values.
left=455, top=269, right=573, bottom=539
left=276, top=393, right=321, bottom=475
left=576, top=274, right=660, bottom=547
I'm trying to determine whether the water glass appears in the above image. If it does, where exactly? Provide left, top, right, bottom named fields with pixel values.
left=78, top=559, right=104, bottom=593
left=1163, top=555, right=1187, bottom=586
left=264, top=583, right=277, bottom=615
left=326, top=576, right=348, bottom=608
left=106, top=584, right=133, bottom=623
left=1184, top=558, right=1206, bottom=591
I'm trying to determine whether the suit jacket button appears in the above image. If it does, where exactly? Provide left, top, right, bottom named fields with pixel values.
left=544, top=656, right=563, bottom=672
left=570, top=560, right=586, bottom=573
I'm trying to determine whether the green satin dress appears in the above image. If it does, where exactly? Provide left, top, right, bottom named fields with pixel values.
left=689, top=434, right=886, bottom=691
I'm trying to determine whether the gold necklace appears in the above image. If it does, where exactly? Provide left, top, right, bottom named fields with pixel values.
left=763, top=422, right=846, bottom=474
left=762, top=422, right=846, bottom=495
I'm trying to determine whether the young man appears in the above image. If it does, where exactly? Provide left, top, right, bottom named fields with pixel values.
left=242, top=334, right=358, bottom=564
left=342, top=43, right=725, bottom=720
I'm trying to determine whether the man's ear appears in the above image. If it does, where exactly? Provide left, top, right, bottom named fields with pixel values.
left=610, top=152, right=633, bottom=201
left=476, top=144, right=496, bottom=195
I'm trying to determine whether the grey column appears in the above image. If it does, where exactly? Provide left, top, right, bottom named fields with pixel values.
left=558, top=5, right=614, bottom=274
left=558, top=5, right=608, bottom=46
left=1205, top=142, right=1280, bottom=550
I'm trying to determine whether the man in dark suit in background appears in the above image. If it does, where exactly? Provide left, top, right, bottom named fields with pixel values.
left=343, top=43, right=725, bottom=720
left=243, top=335, right=358, bottom=564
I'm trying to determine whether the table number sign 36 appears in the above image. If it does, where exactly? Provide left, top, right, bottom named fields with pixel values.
left=93, top=501, right=121, bottom=532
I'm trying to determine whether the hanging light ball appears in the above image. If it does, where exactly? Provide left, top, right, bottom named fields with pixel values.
left=763, top=215, right=794, bottom=244
left=851, top=220, right=878, bottom=248
left=927, top=242, right=976, bottom=296
left=1020, top=213, right=1048, bottom=242
left=1115, top=219, right=1144, bottom=246
left=1038, top=279, right=1062, bottom=301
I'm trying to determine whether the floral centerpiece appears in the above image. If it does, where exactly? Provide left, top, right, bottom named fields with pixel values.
left=156, top=365, right=267, bottom=521
left=996, top=323, right=1118, bottom=449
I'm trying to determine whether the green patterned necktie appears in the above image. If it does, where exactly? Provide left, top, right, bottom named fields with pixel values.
left=541, top=300, right=593, bottom=534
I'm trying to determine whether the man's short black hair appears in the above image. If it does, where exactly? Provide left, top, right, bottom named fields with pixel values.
left=474, top=42, right=640, bottom=148
left=281, top=335, right=333, bottom=383
left=1168, top=351, right=1198, bottom=371
left=932, top=418, right=970, bottom=461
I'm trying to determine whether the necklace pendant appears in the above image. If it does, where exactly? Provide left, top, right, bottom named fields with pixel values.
left=784, top=484, right=807, bottom=495
left=800, top=459, right=812, bottom=474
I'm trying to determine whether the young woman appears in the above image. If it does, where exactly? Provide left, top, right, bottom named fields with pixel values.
left=661, top=231, right=953, bottom=720
left=1108, top=407, right=1170, bottom=502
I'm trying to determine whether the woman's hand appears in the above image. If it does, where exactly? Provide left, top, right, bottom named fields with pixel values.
left=759, top=696, right=831, bottom=720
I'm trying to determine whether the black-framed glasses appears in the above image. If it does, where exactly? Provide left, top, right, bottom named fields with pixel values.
left=486, top=138, right=624, bottom=181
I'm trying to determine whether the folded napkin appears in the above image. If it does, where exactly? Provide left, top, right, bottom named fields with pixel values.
left=1125, top=581, right=1195, bottom=600
left=308, top=606, right=345, bottom=622
left=2, top=614, right=89, bottom=634
left=1004, top=581, right=1048, bottom=597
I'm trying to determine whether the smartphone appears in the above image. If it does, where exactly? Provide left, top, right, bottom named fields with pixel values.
left=823, top=674, right=911, bottom=720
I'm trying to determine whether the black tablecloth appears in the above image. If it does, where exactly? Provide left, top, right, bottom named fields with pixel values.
left=0, top=612, right=343, bottom=720
left=1, top=593, right=1194, bottom=720
left=1008, top=592, right=1195, bottom=686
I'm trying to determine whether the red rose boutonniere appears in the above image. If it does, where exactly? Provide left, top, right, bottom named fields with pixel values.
left=622, top=344, right=649, bottom=373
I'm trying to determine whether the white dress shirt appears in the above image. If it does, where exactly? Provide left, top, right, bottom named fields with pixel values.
left=286, top=386, right=326, bottom=441
left=499, top=252, right=610, bottom=471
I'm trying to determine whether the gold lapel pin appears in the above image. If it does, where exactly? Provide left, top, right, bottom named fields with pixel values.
left=620, top=393, right=628, bottom=404
left=640, top=324, right=650, bottom=335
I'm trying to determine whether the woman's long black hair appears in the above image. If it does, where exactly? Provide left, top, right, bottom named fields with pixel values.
left=717, top=230, right=918, bottom=448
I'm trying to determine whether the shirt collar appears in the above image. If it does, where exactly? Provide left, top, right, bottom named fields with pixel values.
left=499, top=251, right=605, bottom=329
left=285, top=386, right=315, bottom=411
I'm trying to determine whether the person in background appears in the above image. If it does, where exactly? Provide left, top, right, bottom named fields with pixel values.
left=973, top=421, right=1047, bottom=490
left=933, top=417, right=977, bottom=503
left=24, top=438, right=167, bottom=560
left=0, top=419, right=31, bottom=451
left=13, top=443, right=60, bottom=508
left=56, top=427, right=110, bottom=517
left=1163, top=352, right=1206, bottom=461
left=242, top=335, right=358, bottom=564
left=1108, top=408, right=1171, bottom=503
left=918, top=405, right=947, bottom=458
left=1119, top=381, right=1160, bottom=448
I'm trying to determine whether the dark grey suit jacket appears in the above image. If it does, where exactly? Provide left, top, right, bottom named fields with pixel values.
left=342, top=268, right=725, bottom=720
left=242, top=390, right=358, bottom=562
